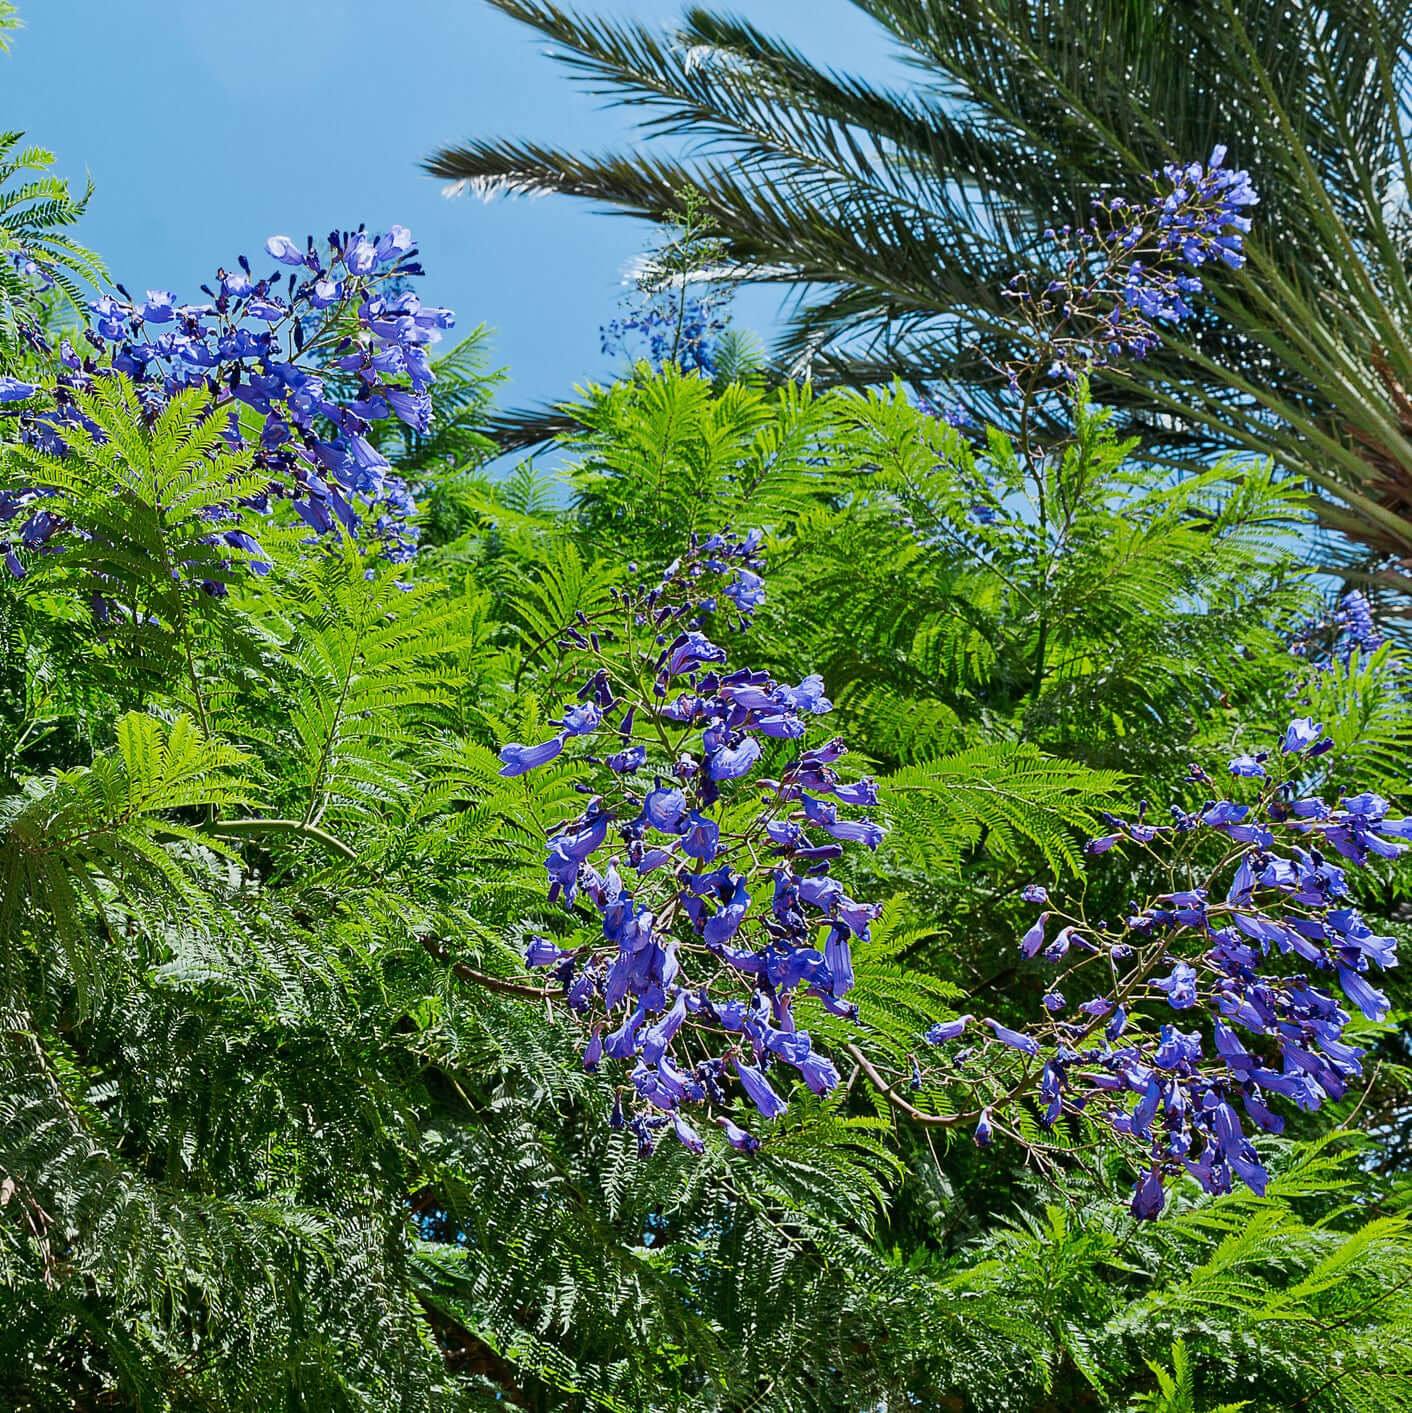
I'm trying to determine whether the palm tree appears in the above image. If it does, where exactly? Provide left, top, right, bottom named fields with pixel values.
left=430, top=0, right=1412, bottom=579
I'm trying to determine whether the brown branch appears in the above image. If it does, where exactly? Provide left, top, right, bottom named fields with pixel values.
left=843, top=1043, right=975, bottom=1128
left=419, top=936, right=551, bottom=1000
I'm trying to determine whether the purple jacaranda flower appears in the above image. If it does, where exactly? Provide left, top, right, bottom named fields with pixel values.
left=560, top=702, right=602, bottom=736
left=604, top=998, right=651, bottom=1060
left=1131, top=1169, right=1165, bottom=1220
left=1243, top=1091, right=1283, bottom=1134
left=824, top=926, right=854, bottom=996
left=780, top=674, right=833, bottom=716
left=1327, top=909, right=1397, bottom=967
left=375, top=224, right=414, bottom=263
left=1153, top=1025, right=1201, bottom=1071
left=310, top=278, right=343, bottom=308
left=663, top=631, right=727, bottom=676
left=525, top=936, right=570, bottom=968
left=345, top=233, right=377, bottom=275
left=823, top=817, right=886, bottom=849
left=680, top=811, right=720, bottom=861
left=1228, top=910, right=1310, bottom=962
left=732, top=1057, right=788, bottom=1119
left=1212, top=1019, right=1253, bottom=1073
left=643, top=785, right=688, bottom=832
left=1085, top=834, right=1121, bottom=854
left=265, top=234, right=306, bottom=265
left=641, top=991, right=689, bottom=1065
left=0, top=376, right=36, bottom=402
left=709, top=737, right=762, bottom=781
left=716, top=1116, right=760, bottom=1152
left=1341, top=791, right=1390, bottom=819
left=1130, top=1077, right=1161, bottom=1136
left=1227, top=1144, right=1268, bottom=1196
left=1019, top=913, right=1048, bottom=958
left=546, top=810, right=610, bottom=902
left=412, top=301, right=455, bottom=331
left=790, top=1050, right=838, bottom=1095
left=1229, top=753, right=1266, bottom=778
left=567, top=972, right=595, bottom=1013
left=769, top=948, right=827, bottom=992
left=245, top=296, right=286, bottom=321
left=1250, top=1066, right=1322, bottom=1111
left=499, top=734, right=567, bottom=777
left=1021, top=884, right=1049, bottom=903
left=672, top=1110, right=706, bottom=1153
left=1338, top=964, right=1390, bottom=1021
left=703, top=876, right=750, bottom=946
left=925, top=1015, right=973, bottom=1044
left=1078, top=998, right=1113, bottom=1017
left=1202, top=801, right=1249, bottom=827
left=1032, top=1061, right=1061, bottom=1125
left=835, top=895, right=879, bottom=939
left=582, top=1030, right=603, bottom=1071
left=830, top=778, right=876, bottom=806
left=807, top=988, right=859, bottom=1020
left=974, top=1108, right=994, bottom=1146
left=1041, top=992, right=1066, bottom=1012
left=718, top=680, right=778, bottom=712
left=1226, top=854, right=1256, bottom=904
left=141, top=289, right=177, bottom=323
left=1311, top=1026, right=1365, bottom=1076
left=387, top=388, right=431, bottom=434
left=984, top=1018, right=1040, bottom=1056
left=761, top=821, right=802, bottom=852
left=405, top=345, right=434, bottom=390
left=724, top=568, right=766, bottom=614
left=1282, top=717, right=1324, bottom=754
left=607, top=744, right=646, bottom=773
left=1151, top=962, right=1198, bottom=1009
left=636, top=846, right=677, bottom=875
left=89, top=293, right=128, bottom=339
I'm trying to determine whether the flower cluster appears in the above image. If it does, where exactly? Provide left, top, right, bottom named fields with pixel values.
left=915, top=394, right=977, bottom=431
left=498, top=533, right=885, bottom=1155
left=600, top=295, right=729, bottom=377
left=1290, top=589, right=1387, bottom=666
left=1001, top=146, right=1257, bottom=388
left=1, top=224, right=453, bottom=582
left=924, top=718, right=1400, bottom=1219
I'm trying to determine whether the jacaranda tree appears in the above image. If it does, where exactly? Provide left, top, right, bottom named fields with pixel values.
left=0, top=14, right=1411, bottom=1413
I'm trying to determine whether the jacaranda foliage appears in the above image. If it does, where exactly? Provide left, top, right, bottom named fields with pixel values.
left=1, top=18, right=1412, bottom=1413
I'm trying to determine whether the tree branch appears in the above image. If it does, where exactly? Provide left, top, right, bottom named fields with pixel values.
left=419, top=935, right=552, bottom=1000
left=205, top=816, right=360, bottom=862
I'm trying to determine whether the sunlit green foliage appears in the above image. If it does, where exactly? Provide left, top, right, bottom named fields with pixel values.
left=2, top=22, right=1412, bottom=1409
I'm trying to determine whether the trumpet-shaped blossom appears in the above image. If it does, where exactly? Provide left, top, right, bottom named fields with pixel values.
left=1282, top=717, right=1325, bottom=754
left=0, top=376, right=36, bottom=402
left=499, top=735, right=566, bottom=777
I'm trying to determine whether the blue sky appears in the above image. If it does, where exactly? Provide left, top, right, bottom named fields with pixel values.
left=4, top=1, right=899, bottom=414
